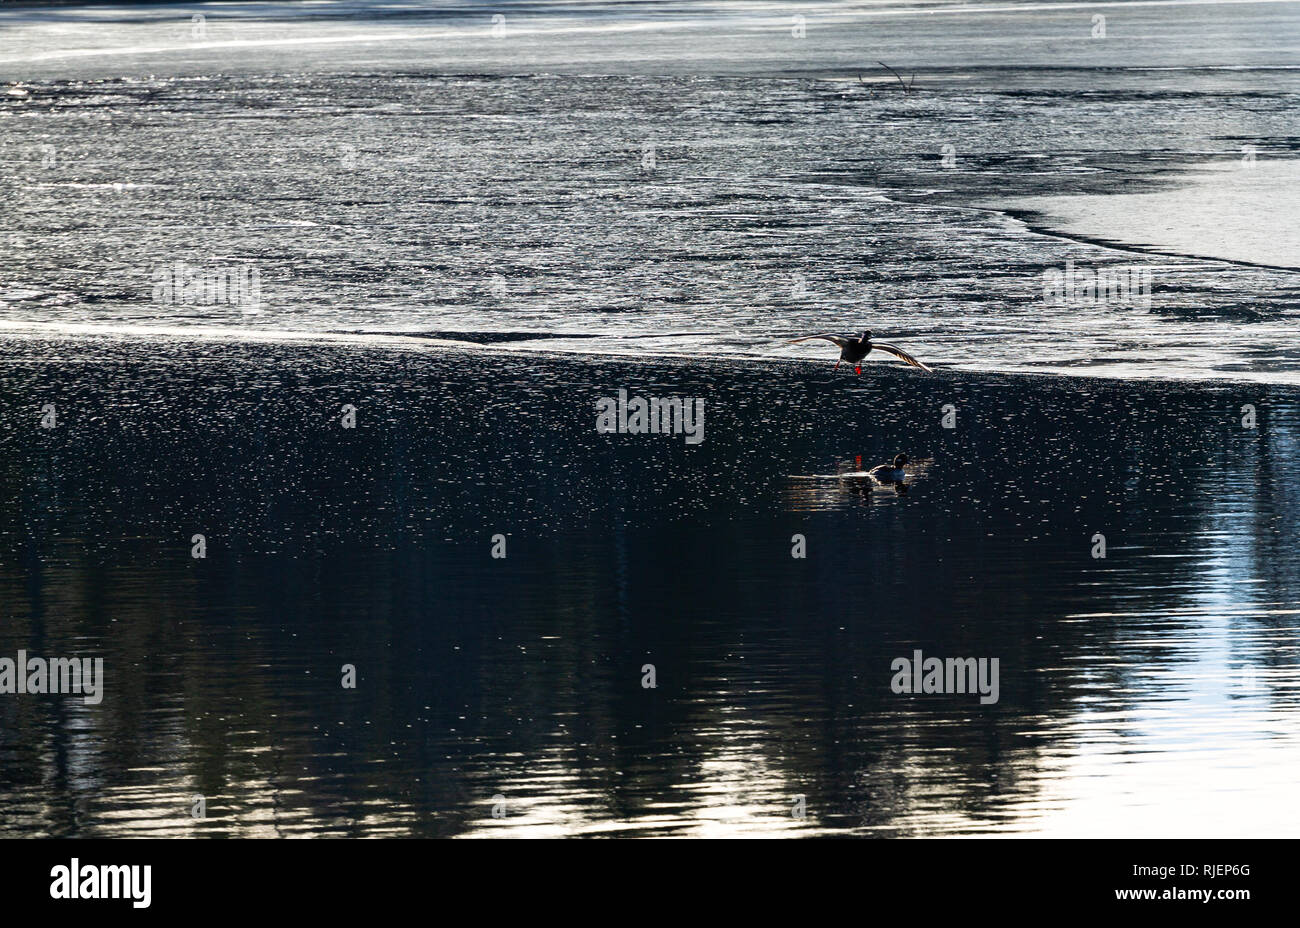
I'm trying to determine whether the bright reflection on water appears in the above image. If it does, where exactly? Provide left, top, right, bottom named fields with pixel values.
left=1, top=339, right=1298, bottom=836
left=1, top=0, right=1299, bottom=381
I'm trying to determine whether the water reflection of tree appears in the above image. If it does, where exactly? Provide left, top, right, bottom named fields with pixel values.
left=1, top=347, right=1296, bottom=835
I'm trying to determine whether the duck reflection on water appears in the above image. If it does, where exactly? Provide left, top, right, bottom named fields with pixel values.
left=784, top=454, right=929, bottom=510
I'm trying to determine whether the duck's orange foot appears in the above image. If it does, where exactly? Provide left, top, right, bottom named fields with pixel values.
left=855, top=365, right=862, bottom=375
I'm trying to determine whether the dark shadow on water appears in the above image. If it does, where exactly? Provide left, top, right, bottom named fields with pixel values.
left=1, top=339, right=1298, bottom=835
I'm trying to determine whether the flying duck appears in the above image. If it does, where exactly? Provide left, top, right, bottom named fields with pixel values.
left=787, top=330, right=931, bottom=373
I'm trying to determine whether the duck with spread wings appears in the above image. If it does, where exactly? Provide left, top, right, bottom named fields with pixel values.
left=787, top=330, right=931, bottom=374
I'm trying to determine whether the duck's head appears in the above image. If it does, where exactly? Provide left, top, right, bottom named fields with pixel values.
left=860, top=330, right=873, bottom=342
left=893, top=453, right=909, bottom=468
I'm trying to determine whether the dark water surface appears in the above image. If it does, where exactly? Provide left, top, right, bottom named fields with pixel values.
left=2, top=337, right=1298, bottom=836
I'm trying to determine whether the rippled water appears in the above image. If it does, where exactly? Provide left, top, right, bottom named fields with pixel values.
left=2, top=0, right=1298, bottom=381
left=1, top=1, right=1299, bottom=837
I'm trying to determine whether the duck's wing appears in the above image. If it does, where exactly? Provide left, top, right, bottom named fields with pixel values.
left=871, top=341, right=932, bottom=372
left=787, top=334, right=851, bottom=348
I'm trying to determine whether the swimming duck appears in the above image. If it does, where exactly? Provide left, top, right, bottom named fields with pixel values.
left=867, top=453, right=909, bottom=482
left=787, top=330, right=931, bottom=373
